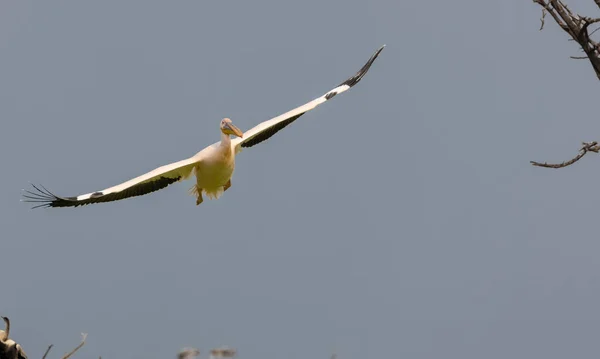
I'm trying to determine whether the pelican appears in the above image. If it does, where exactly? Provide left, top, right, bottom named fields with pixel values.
left=23, top=45, right=385, bottom=208
left=0, top=316, right=27, bottom=359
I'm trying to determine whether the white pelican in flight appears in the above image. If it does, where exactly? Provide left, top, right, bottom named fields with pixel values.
left=23, top=45, right=385, bottom=208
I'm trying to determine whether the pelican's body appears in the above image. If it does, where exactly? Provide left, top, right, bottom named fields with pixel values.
left=193, top=142, right=234, bottom=200
left=191, top=120, right=241, bottom=204
left=23, top=45, right=385, bottom=208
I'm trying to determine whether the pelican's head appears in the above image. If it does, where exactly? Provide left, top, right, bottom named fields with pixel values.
left=220, top=118, right=243, bottom=138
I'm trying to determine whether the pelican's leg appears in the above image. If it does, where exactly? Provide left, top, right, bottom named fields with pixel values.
left=224, top=179, right=231, bottom=192
left=189, top=184, right=204, bottom=205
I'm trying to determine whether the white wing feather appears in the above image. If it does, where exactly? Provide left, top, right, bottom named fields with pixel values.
left=23, top=156, right=200, bottom=208
left=232, top=45, right=385, bottom=153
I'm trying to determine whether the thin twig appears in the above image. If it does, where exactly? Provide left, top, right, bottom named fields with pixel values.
left=534, top=0, right=567, bottom=30
left=61, top=333, right=87, bottom=359
left=42, top=344, right=54, bottom=359
left=540, top=8, right=547, bottom=30
left=530, top=141, right=600, bottom=168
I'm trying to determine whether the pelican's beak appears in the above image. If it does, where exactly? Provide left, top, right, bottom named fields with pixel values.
left=224, top=122, right=244, bottom=138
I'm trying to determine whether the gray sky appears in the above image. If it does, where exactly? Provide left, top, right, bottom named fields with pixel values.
left=2, top=1, right=600, bottom=358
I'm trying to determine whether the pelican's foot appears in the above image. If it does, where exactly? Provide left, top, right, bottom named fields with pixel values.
left=224, top=179, right=231, bottom=192
left=189, top=185, right=204, bottom=205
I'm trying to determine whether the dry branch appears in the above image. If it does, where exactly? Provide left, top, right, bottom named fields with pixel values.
left=60, top=334, right=86, bottom=359
left=532, top=0, right=600, bottom=80
left=530, top=141, right=600, bottom=168
left=529, top=1, right=600, bottom=168
left=540, top=8, right=547, bottom=30
left=41, top=345, right=53, bottom=359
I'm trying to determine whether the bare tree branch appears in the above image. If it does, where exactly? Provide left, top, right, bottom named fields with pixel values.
left=528, top=1, right=600, bottom=168
left=60, top=334, right=86, bottom=359
left=41, top=345, right=53, bottom=359
left=532, top=0, right=600, bottom=80
left=530, top=141, right=600, bottom=168
left=540, top=8, right=547, bottom=30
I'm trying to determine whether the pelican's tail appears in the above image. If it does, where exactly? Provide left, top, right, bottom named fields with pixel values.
left=203, top=187, right=224, bottom=200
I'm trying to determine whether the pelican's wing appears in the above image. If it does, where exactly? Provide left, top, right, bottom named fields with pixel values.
left=232, top=45, right=385, bottom=153
left=23, top=157, right=199, bottom=208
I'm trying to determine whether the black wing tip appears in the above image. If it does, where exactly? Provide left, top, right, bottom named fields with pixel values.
left=339, top=44, right=386, bottom=88
left=21, top=183, right=77, bottom=209
left=21, top=183, right=60, bottom=209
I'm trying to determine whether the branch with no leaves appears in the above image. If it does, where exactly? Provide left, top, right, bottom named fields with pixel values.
left=530, top=141, right=600, bottom=168
left=42, top=345, right=54, bottom=359
left=532, top=0, right=600, bottom=80
left=60, top=333, right=87, bottom=359
left=40, top=333, right=87, bottom=359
